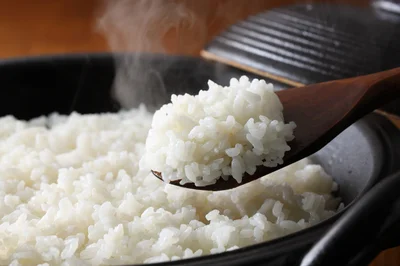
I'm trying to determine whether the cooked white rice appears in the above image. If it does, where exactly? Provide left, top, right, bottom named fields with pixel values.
left=0, top=105, right=340, bottom=266
left=143, top=76, right=296, bottom=186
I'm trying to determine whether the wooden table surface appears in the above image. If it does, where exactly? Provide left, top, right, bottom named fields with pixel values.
left=0, top=0, right=399, bottom=265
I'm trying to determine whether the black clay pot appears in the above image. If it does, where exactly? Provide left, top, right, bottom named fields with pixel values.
left=0, top=53, right=400, bottom=266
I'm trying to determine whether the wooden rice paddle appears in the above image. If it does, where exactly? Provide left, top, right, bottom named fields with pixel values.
left=152, top=68, right=400, bottom=191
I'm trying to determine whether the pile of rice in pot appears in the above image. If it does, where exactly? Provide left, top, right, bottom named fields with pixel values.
left=0, top=76, right=341, bottom=266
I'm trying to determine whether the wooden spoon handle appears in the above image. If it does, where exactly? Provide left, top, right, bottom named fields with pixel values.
left=318, top=67, right=400, bottom=131
left=354, top=67, right=400, bottom=109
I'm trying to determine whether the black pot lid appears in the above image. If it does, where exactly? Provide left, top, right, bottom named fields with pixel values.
left=202, top=2, right=400, bottom=116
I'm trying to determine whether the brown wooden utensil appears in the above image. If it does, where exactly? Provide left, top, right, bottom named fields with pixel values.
left=152, top=67, right=400, bottom=191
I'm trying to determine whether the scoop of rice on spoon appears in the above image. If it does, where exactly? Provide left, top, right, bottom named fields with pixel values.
left=145, top=68, right=400, bottom=191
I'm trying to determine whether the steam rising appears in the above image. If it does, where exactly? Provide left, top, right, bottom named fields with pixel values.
left=97, top=0, right=288, bottom=110
left=97, top=0, right=208, bottom=110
